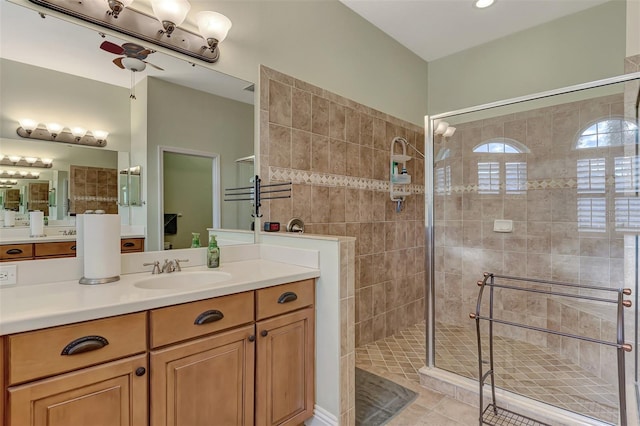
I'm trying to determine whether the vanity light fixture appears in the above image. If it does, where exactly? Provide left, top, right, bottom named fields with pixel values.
left=433, top=120, right=456, bottom=139
left=0, top=180, right=19, bottom=185
left=0, top=171, right=40, bottom=179
left=17, top=120, right=108, bottom=147
left=0, top=155, right=53, bottom=168
left=29, top=0, right=232, bottom=63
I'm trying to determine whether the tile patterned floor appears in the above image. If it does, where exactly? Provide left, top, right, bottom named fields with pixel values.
left=356, top=322, right=619, bottom=425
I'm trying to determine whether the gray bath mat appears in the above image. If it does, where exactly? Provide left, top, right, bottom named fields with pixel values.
left=355, top=367, right=418, bottom=426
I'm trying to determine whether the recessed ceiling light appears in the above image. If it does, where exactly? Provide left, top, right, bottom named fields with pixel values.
left=475, top=0, right=495, bottom=8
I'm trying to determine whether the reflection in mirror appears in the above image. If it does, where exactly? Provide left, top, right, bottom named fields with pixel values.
left=1, top=1, right=255, bottom=250
left=119, top=166, right=142, bottom=208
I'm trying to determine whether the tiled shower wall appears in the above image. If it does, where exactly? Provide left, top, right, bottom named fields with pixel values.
left=434, top=89, right=637, bottom=386
left=69, top=165, right=118, bottom=214
left=259, top=66, right=426, bottom=347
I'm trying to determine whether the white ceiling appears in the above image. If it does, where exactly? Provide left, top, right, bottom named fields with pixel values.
left=340, top=0, right=612, bottom=61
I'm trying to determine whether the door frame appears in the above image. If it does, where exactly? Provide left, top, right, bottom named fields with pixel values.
left=158, top=146, right=221, bottom=248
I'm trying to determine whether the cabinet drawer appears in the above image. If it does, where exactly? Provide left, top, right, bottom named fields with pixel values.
left=256, top=279, right=315, bottom=321
left=149, top=291, right=254, bottom=348
left=7, top=312, right=147, bottom=385
left=0, top=244, right=34, bottom=261
left=34, top=241, right=77, bottom=258
left=121, top=238, right=144, bottom=252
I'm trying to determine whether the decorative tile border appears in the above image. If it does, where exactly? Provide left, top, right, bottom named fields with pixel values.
left=73, top=195, right=118, bottom=202
left=441, top=177, right=624, bottom=194
left=269, top=166, right=425, bottom=194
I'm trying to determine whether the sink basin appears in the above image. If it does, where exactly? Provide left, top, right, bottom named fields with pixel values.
left=133, top=270, right=232, bottom=290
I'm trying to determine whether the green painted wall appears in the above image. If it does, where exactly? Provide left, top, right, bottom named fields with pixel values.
left=427, top=1, right=627, bottom=114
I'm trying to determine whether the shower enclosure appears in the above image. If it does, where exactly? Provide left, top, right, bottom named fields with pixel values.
left=427, top=72, right=640, bottom=425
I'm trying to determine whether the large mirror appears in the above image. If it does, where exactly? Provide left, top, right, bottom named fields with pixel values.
left=0, top=1, right=255, bottom=251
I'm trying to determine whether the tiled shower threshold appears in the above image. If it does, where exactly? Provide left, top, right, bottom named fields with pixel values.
left=356, top=322, right=619, bottom=425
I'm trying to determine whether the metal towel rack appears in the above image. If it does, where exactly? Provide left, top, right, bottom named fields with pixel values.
left=470, top=272, right=633, bottom=426
left=224, top=175, right=291, bottom=218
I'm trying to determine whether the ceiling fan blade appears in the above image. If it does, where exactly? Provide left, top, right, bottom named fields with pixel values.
left=100, top=41, right=124, bottom=55
left=113, top=57, right=125, bottom=69
left=144, top=61, right=164, bottom=71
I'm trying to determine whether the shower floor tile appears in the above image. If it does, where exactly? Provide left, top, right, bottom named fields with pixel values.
left=356, top=322, right=620, bottom=425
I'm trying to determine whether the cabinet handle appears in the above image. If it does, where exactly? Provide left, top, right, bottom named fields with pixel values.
left=277, top=291, right=298, bottom=304
left=123, top=242, right=135, bottom=247
left=70, top=245, right=76, bottom=251
left=6, top=249, right=23, bottom=255
left=61, top=335, right=109, bottom=355
left=260, top=330, right=268, bottom=337
left=248, top=335, right=256, bottom=342
left=194, top=309, right=224, bottom=325
left=135, top=367, right=146, bottom=376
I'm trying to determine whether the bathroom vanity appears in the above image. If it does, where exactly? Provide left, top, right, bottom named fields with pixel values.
left=0, top=246, right=320, bottom=426
left=0, top=237, right=144, bottom=261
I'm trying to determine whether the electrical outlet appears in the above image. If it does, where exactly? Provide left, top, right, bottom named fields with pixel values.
left=0, top=265, right=17, bottom=286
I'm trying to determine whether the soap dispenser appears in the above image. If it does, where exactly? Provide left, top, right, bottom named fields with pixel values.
left=207, top=235, right=220, bottom=268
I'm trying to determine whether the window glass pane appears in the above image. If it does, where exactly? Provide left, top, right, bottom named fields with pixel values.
left=478, top=161, right=500, bottom=194
left=505, top=162, right=527, bottom=194
left=577, top=135, right=598, bottom=149
left=488, top=143, right=504, bottom=153
left=615, top=156, right=640, bottom=193
left=503, top=145, right=518, bottom=154
left=577, top=158, right=606, bottom=193
left=615, top=197, right=640, bottom=231
left=582, top=124, right=598, bottom=136
left=577, top=198, right=606, bottom=232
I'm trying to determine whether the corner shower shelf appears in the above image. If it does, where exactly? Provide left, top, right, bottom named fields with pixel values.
left=470, top=272, right=633, bottom=426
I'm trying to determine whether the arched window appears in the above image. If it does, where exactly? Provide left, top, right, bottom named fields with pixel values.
left=474, top=138, right=529, bottom=194
left=575, top=117, right=640, bottom=232
left=576, top=117, right=638, bottom=149
left=473, top=138, right=530, bottom=154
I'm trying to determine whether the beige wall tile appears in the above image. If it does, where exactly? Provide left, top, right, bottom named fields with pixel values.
left=268, top=79, right=291, bottom=127
left=292, top=88, right=311, bottom=131
left=311, top=95, right=330, bottom=136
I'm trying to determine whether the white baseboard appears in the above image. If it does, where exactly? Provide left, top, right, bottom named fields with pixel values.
left=304, top=405, right=339, bottom=426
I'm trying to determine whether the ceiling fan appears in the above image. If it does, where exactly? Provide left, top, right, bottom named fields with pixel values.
left=99, top=41, right=164, bottom=72
left=100, top=41, right=164, bottom=99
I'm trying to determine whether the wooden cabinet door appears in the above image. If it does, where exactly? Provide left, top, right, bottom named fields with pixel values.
left=256, top=307, right=314, bottom=426
left=7, top=354, right=147, bottom=426
left=150, top=325, right=255, bottom=426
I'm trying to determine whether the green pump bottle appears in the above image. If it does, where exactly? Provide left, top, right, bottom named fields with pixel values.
left=207, top=235, right=220, bottom=268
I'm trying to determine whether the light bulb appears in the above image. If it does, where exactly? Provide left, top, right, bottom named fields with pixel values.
left=46, top=123, right=63, bottom=137
left=443, top=126, right=457, bottom=138
left=196, top=11, right=232, bottom=47
left=434, top=121, right=449, bottom=135
left=7, top=171, right=16, bottom=176
left=42, top=158, right=53, bottom=165
left=93, top=130, right=109, bottom=140
left=151, top=0, right=191, bottom=36
left=19, top=171, right=28, bottom=176
left=475, top=0, right=495, bottom=8
left=25, top=157, right=37, bottom=164
left=32, top=173, right=39, bottom=178
left=71, top=127, right=86, bottom=139
left=8, top=156, right=21, bottom=163
left=19, top=118, right=38, bottom=133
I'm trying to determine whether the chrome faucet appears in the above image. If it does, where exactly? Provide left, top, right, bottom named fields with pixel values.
left=143, top=258, right=189, bottom=274
left=162, top=259, right=175, bottom=273
left=143, top=260, right=161, bottom=274
left=161, top=258, right=189, bottom=273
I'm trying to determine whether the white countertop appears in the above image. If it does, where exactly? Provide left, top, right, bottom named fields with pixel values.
left=0, top=259, right=319, bottom=336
